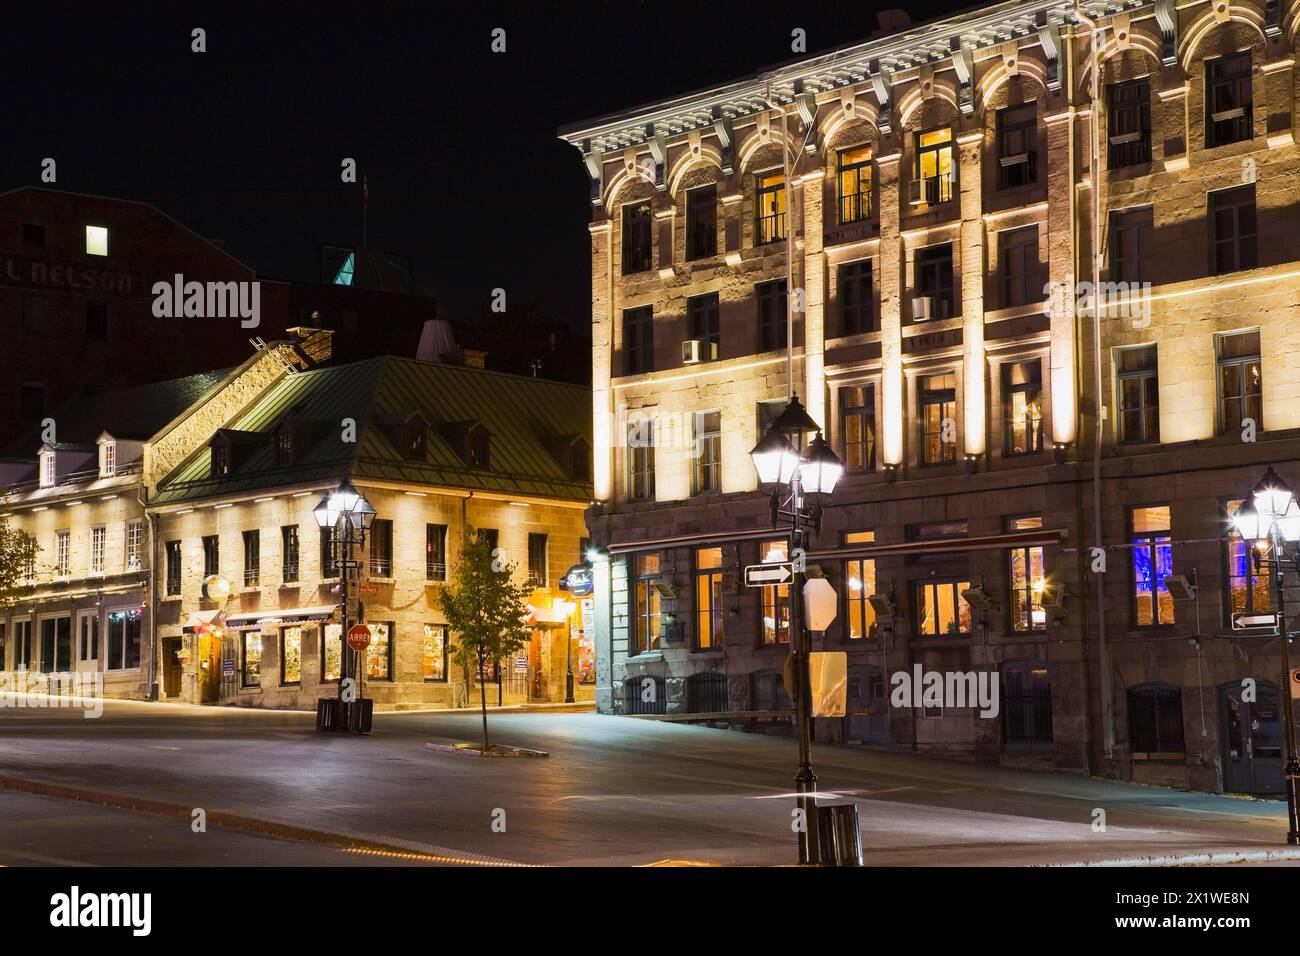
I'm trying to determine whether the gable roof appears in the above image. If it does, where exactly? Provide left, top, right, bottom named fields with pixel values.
left=152, top=356, right=593, bottom=504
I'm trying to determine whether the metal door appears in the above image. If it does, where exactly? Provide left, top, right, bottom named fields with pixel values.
left=844, top=666, right=888, bottom=744
left=1220, top=681, right=1284, bottom=794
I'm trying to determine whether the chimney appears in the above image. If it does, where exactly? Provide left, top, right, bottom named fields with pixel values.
left=438, top=347, right=488, bottom=368
left=286, top=326, right=333, bottom=366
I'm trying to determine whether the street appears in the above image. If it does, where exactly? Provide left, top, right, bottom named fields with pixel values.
left=0, top=698, right=1291, bottom=866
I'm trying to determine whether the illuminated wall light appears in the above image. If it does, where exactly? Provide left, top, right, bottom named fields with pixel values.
left=594, top=390, right=612, bottom=502
left=881, top=350, right=904, bottom=467
left=291, top=491, right=312, bottom=498
left=176, top=508, right=194, bottom=515
left=64, top=500, right=83, bottom=507
left=30, top=506, right=47, bottom=513
left=404, top=491, right=427, bottom=497
left=509, top=501, right=530, bottom=507
left=213, top=503, right=233, bottom=509
left=254, top=496, right=274, bottom=503
left=99, top=494, right=118, bottom=500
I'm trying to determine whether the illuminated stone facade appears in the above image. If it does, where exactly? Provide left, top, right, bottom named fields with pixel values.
left=564, top=0, right=1300, bottom=793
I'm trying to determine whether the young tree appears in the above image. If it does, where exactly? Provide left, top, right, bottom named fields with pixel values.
left=0, top=518, right=38, bottom=609
left=440, top=531, right=531, bottom=752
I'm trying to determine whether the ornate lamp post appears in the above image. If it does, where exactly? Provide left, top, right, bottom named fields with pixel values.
left=1231, top=465, right=1300, bottom=842
left=313, top=479, right=376, bottom=733
left=749, top=394, right=843, bottom=865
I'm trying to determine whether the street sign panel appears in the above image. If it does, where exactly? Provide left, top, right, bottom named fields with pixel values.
left=745, top=562, right=793, bottom=588
left=346, top=624, right=372, bottom=651
left=810, top=651, right=848, bottom=717
left=803, top=578, right=838, bottom=631
left=1232, top=612, right=1278, bottom=630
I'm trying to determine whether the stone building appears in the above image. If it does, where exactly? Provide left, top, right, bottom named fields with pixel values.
left=561, top=0, right=1300, bottom=794
left=2, top=330, right=595, bottom=710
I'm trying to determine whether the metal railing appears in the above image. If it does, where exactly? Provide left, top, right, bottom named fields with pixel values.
left=996, top=151, right=1038, bottom=190
left=686, top=671, right=729, bottom=714
left=624, top=675, right=666, bottom=715
left=839, top=189, right=872, bottom=225
left=909, top=172, right=955, bottom=206
left=756, top=212, right=786, bottom=245
left=1107, top=132, right=1151, bottom=169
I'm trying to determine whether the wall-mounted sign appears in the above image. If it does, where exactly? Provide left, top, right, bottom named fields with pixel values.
left=559, top=563, right=594, bottom=597
left=201, top=574, right=232, bottom=602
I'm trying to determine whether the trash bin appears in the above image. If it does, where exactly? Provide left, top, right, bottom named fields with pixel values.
left=816, top=803, right=863, bottom=867
left=315, top=698, right=338, bottom=732
left=349, top=697, right=374, bottom=734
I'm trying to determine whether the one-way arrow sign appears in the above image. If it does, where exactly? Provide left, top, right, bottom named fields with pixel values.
left=1232, top=611, right=1279, bottom=630
left=745, top=562, right=793, bottom=587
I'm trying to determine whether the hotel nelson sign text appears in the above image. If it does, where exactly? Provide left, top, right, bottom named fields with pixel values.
left=0, top=252, right=145, bottom=298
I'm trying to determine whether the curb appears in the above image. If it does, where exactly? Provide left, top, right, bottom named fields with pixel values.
left=1047, top=847, right=1300, bottom=867
left=0, top=773, right=527, bottom=867
left=425, top=742, right=550, bottom=757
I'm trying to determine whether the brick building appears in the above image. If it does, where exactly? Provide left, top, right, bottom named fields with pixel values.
left=562, top=0, right=1300, bottom=794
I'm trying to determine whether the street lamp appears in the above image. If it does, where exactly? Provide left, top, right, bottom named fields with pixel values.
left=313, top=479, right=376, bottom=734
left=1231, top=465, right=1300, bottom=843
left=749, top=393, right=843, bottom=865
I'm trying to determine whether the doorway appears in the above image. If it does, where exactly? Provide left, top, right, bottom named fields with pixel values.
left=845, top=665, right=889, bottom=744
left=1002, top=659, right=1053, bottom=751
left=161, top=637, right=183, bottom=699
left=1220, top=681, right=1283, bottom=794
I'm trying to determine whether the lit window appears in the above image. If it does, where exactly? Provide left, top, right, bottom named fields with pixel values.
left=106, top=608, right=141, bottom=670
left=423, top=624, right=448, bottom=681
left=1131, top=505, right=1174, bottom=626
left=837, top=147, right=873, bottom=224
left=695, top=547, right=725, bottom=650
left=916, top=580, right=973, bottom=636
left=321, top=624, right=342, bottom=682
left=1224, top=499, right=1273, bottom=623
left=366, top=622, right=392, bottom=680
left=281, top=627, right=303, bottom=685
left=843, top=531, right=877, bottom=640
left=90, top=527, right=105, bottom=575
left=633, top=554, right=662, bottom=654
left=1217, top=330, right=1262, bottom=435
left=1003, top=361, right=1043, bottom=456
left=1008, top=516, right=1047, bottom=632
left=755, top=172, right=787, bottom=245
left=56, top=530, right=70, bottom=577
left=40, top=452, right=56, bottom=488
left=100, top=440, right=116, bottom=477
left=759, top=540, right=791, bottom=645
left=242, top=633, right=262, bottom=687
left=912, top=128, right=955, bottom=205
left=85, top=225, right=108, bottom=257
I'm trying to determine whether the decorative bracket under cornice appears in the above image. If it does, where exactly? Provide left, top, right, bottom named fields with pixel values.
left=583, top=142, right=603, bottom=206
left=1155, top=0, right=1178, bottom=65
left=1036, top=10, right=1062, bottom=91
left=870, top=61, right=893, bottom=134
left=949, top=38, right=976, bottom=114
left=1265, top=0, right=1282, bottom=38
left=711, top=106, right=735, bottom=176
left=794, top=81, right=821, bottom=153
left=646, top=124, right=668, bottom=191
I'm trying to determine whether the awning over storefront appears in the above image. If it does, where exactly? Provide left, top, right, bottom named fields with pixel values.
left=183, top=609, right=225, bottom=632
left=223, top=605, right=338, bottom=631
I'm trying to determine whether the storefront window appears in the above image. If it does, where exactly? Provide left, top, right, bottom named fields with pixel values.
left=281, top=626, right=303, bottom=685
left=321, top=623, right=342, bottom=682
left=242, top=633, right=262, bottom=687
left=423, top=624, right=448, bottom=682
left=760, top=540, right=791, bottom=645
left=367, top=622, right=392, bottom=680
left=106, top=608, right=141, bottom=670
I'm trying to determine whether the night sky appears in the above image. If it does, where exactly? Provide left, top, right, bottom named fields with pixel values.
left=1, top=1, right=962, bottom=330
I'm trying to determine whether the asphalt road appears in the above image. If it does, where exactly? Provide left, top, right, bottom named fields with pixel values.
left=0, top=698, right=1291, bottom=866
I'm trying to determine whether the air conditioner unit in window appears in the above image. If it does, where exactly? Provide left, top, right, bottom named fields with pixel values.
left=912, top=296, right=934, bottom=321
left=682, top=339, right=702, bottom=364
left=999, top=152, right=1028, bottom=167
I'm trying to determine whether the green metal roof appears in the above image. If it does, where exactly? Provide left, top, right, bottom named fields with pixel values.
left=152, top=356, right=593, bottom=504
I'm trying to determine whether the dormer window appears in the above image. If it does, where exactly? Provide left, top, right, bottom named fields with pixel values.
left=39, top=450, right=56, bottom=488
left=212, top=442, right=231, bottom=478
left=468, top=428, right=490, bottom=470
left=403, top=421, right=426, bottom=460
left=100, top=440, right=116, bottom=478
left=570, top=441, right=590, bottom=481
left=274, top=427, right=294, bottom=467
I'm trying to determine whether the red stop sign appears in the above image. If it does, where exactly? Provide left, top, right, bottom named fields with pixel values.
left=347, top=624, right=372, bottom=651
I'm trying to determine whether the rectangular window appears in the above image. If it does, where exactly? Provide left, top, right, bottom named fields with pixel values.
left=478, top=528, right=499, bottom=552
left=79, top=614, right=99, bottom=662
left=627, top=418, right=656, bottom=501
left=633, top=553, right=662, bottom=655
left=1109, top=207, right=1153, bottom=285
left=56, top=530, right=69, bottom=576
left=165, top=540, right=181, bottom=595
left=1108, top=78, right=1152, bottom=168
left=1205, top=50, right=1253, bottom=148
left=838, top=147, right=873, bottom=223
left=126, top=521, right=142, bottom=571
left=843, top=531, right=877, bottom=640
left=106, top=608, right=141, bottom=670
left=243, top=530, right=260, bottom=587
left=919, top=372, right=958, bottom=465
left=756, top=278, right=787, bottom=352
left=23, top=222, right=45, bottom=247
left=366, top=622, right=393, bottom=680
left=838, top=259, right=874, bottom=335
left=281, top=626, right=303, bottom=685
left=1217, top=330, right=1262, bottom=434
left=370, top=519, right=393, bottom=577
left=202, top=535, right=219, bottom=577
left=1002, top=360, right=1044, bottom=456
left=687, top=292, right=720, bottom=360
left=423, top=624, right=448, bottom=681
left=913, top=127, right=955, bottom=205
left=85, top=225, right=108, bottom=256
left=622, top=305, right=653, bottom=375
left=685, top=184, right=717, bottom=260
left=759, top=540, right=791, bottom=646
left=1224, top=499, right=1274, bottom=623
left=528, top=533, right=548, bottom=587
left=12, top=620, right=32, bottom=670
left=242, top=633, right=262, bottom=687
left=85, top=302, right=109, bottom=341
left=1116, top=345, right=1159, bottom=444
left=281, top=526, right=299, bottom=582
left=22, top=295, right=47, bottom=335
left=916, top=580, right=973, bottom=636
left=1132, top=505, right=1174, bottom=626
left=695, top=547, right=725, bottom=650
left=692, top=410, right=722, bottom=495
left=39, top=616, right=72, bottom=673
left=996, top=103, right=1037, bottom=189
left=321, top=624, right=342, bottom=682
left=426, top=524, right=447, bottom=581
left=998, top=226, right=1038, bottom=309
left=621, top=200, right=653, bottom=274
left=755, top=172, right=786, bottom=245
left=1008, top=516, right=1047, bottom=632
left=320, top=526, right=338, bottom=578
left=839, top=385, right=876, bottom=473
left=915, top=244, right=955, bottom=319
left=90, top=526, right=105, bottom=575
left=1209, top=185, right=1257, bottom=275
